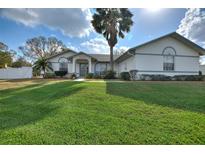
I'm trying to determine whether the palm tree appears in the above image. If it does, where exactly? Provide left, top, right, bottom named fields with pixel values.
left=91, top=8, right=133, bottom=71
left=33, top=57, right=52, bottom=78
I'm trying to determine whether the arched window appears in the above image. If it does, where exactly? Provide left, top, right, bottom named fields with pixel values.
left=58, top=57, right=68, bottom=71
left=163, top=47, right=176, bottom=71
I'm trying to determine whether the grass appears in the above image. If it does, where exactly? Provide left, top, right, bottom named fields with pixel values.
left=0, top=79, right=205, bottom=144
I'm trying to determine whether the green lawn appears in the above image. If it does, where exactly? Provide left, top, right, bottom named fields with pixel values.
left=0, top=79, right=205, bottom=144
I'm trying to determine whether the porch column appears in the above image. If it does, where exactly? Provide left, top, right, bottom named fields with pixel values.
left=88, top=58, right=92, bottom=73
left=72, top=58, right=76, bottom=73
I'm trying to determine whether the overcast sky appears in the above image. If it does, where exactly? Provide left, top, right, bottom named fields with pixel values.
left=0, top=8, right=205, bottom=58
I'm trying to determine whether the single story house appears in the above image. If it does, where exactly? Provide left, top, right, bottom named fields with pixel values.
left=47, top=32, right=205, bottom=78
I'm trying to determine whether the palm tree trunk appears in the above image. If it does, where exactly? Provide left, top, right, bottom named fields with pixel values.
left=110, top=46, right=114, bottom=71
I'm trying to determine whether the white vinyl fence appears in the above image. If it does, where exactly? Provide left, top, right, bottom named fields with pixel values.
left=0, top=67, right=32, bottom=79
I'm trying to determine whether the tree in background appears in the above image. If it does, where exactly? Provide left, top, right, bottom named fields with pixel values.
left=0, top=42, right=8, bottom=51
left=0, top=51, right=12, bottom=68
left=19, top=36, right=66, bottom=61
left=12, top=57, right=32, bottom=68
left=0, top=42, right=12, bottom=68
left=114, top=48, right=127, bottom=56
left=91, top=8, right=133, bottom=71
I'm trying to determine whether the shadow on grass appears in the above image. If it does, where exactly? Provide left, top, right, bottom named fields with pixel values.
left=106, top=81, right=205, bottom=114
left=0, top=81, right=84, bottom=130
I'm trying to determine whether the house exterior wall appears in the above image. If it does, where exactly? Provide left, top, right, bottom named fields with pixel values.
left=48, top=52, right=76, bottom=73
left=117, top=36, right=200, bottom=76
left=200, top=65, right=205, bottom=75
left=134, top=36, right=199, bottom=56
left=48, top=52, right=76, bottom=63
left=48, top=51, right=115, bottom=76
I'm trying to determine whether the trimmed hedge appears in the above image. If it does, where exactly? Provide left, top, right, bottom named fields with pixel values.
left=140, top=74, right=171, bottom=81
left=139, top=74, right=204, bottom=81
left=93, top=74, right=102, bottom=79
left=54, top=71, right=67, bottom=77
left=173, top=75, right=203, bottom=81
left=120, top=72, right=131, bottom=80
left=103, top=70, right=116, bottom=79
left=85, top=73, right=94, bottom=79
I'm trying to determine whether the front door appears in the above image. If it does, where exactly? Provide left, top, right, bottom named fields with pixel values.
left=80, top=63, right=88, bottom=77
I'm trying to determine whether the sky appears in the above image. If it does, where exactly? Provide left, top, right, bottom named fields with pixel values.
left=0, top=8, right=205, bottom=62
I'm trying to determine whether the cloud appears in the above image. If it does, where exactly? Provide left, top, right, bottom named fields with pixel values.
left=177, top=8, right=205, bottom=47
left=200, top=57, right=205, bottom=65
left=118, top=46, right=129, bottom=51
left=0, top=8, right=92, bottom=37
left=80, top=37, right=129, bottom=54
left=80, top=37, right=109, bottom=54
left=67, top=42, right=79, bottom=51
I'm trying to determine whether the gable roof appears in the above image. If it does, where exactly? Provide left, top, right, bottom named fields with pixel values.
left=69, top=52, right=119, bottom=62
left=115, top=32, right=205, bottom=62
left=46, top=48, right=77, bottom=60
left=68, top=51, right=98, bottom=61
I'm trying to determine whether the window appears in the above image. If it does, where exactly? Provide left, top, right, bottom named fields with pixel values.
left=95, top=63, right=107, bottom=75
left=163, top=47, right=176, bottom=71
left=58, top=57, right=68, bottom=71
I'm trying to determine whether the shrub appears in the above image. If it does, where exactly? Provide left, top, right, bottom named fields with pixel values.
left=85, top=73, right=94, bottom=79
left=140, top=74, right=171, bottom=81
left=103, top=70, right=116, bottom=79
left=54, top=71, right=67, bottom=77
left=173, top=75, right=203, bottom=81
left=71, top=73, right=77, bottom=79
left=120, top=72, right=131, bottom=80
left=138, top=74, right=204, bottom=81
left=129, top=70, right=138, bottom=80
left=93, top=74, right=102, bottom=79
left=44, top=72, right=56, bottom=79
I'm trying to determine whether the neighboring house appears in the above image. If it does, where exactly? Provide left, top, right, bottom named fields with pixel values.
left=47, top=32, right=205, bottom=78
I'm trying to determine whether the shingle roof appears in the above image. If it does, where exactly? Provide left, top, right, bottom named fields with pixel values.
left=89, top=54, right=119, bottom=62
left=46, top=49, right=119, bottom=62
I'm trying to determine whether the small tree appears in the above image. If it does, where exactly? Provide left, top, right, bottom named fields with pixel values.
left=91, top=8, right=133, bottom=71
left=19, top=36, right=66, bottom=61
left=33, top=58, right=52, bottom=78
left=12, top=57, right=32, bottom=68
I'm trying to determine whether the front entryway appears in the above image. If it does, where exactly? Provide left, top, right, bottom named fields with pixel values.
left=79, top=63, right=88, bottom=77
